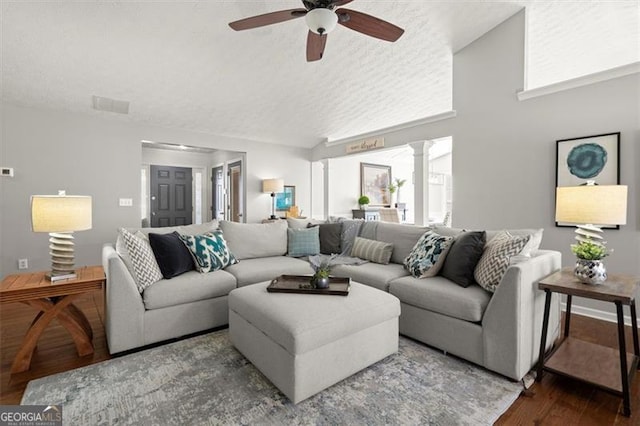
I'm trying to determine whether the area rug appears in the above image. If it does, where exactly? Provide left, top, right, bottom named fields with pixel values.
left=22, top=330, right=521, bottom=425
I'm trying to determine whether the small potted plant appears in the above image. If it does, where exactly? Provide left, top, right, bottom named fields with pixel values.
left=571, top=238, right=611, bottom=285
left=358, top=195, right=370, bottom=210
left=309, top=255, right=337, bottom=289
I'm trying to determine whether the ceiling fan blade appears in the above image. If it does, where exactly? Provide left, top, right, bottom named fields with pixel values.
left=307, top=31, right=327, bottom=62
left=330, top=0, right=355, bottom=6
left=336, top=8, right=404, bottom=42
left=229, top=9, right=307, bottom=31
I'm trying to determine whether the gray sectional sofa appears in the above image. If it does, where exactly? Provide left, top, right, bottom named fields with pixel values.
left=102, top=218, right=561, bottom=381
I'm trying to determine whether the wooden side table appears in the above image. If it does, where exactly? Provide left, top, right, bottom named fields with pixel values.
left=0, top=265, right=105, bottom=373
left=536, top=267, right=640, bottom=416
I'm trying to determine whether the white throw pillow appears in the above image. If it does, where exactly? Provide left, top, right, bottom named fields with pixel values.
left=474, top=231, right=530, bottom=293
left=119, top=228, right=163, bottom=293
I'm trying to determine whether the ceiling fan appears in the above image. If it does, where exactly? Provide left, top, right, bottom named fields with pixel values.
left=228, top=0, right=404, bottom=62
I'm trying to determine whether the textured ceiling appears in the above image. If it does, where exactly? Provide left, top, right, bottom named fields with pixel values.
left=1, top=1, right=637, bottom=149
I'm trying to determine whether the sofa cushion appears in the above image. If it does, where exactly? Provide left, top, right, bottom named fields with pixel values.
left=224, top=256, right=314, bottom=287
left=376, top=222, right=430, bottom=264
left=115, top=221, right=219, bottom=279
left=475, top=231, right=530, bottom=293
left=219, top=220, right=288, bottom=260
left=351, top=237, right=393, bottom=264
left=403, top=231, right=453, bottom=278
left=440, top=231, right=486, bottom=288
left=287, top=227, right=320, bottom=257
left=148, top=231, right=195, bottom=279
left=143, top=269, right=237, bottom=310
left=135, top=220, right=219, bottom=237
left=119, top=228, right=163, bottom=293
left=286, top=217, right=326, bottom=229
left=389, top=275, right=491, bottom=323
left=332, top=262, right=408, bottom=292
left=179, top=231, right=238, bottom=273
left=307, top=222, right=342, bottom=255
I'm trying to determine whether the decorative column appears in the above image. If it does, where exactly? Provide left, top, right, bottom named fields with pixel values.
left=409, top=141, right=434, bottom=226
left=321, top=159, right=331, bottom=220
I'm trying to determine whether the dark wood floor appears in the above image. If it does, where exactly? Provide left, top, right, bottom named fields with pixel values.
left=1, top=291, right=639, bottom=424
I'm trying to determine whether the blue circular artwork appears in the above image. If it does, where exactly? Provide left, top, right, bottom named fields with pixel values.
left=566, top=143, right=607, bottom=179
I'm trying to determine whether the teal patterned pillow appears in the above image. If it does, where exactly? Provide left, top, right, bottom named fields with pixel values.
left=287, top=226, right=320, bottom=257
left=179, top=231, right=238, bottom=273
left=404, top=231, right=454, bottom=278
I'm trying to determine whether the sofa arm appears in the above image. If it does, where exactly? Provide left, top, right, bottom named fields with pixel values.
left=482, top=250, right=561, bottom=380
left=102, top=243, right=145, bottom=354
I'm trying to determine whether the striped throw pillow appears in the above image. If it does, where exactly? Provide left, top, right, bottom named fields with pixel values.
left=351, top=237, right=394, bottom=264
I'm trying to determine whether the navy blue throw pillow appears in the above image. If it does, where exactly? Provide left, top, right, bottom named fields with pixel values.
left=148, top=231, right=195, bottom=279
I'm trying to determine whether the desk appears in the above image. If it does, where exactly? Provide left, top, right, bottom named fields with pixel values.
left=536, top=267, right=640, bottom=416
left=0, top=266, right=105, bottom=373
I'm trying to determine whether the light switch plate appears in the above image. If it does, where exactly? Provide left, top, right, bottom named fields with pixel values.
left=119, top=198, right=133, bottom=207
left=1, top=167, right=14, bottom=177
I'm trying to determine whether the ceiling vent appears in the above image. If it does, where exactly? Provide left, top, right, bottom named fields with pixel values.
left=92, top=95, right=130, bottom=114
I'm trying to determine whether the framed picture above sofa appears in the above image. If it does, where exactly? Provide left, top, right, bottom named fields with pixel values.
left=555, top=132, right=620, bottom=228
left=276, top=185, right=295, bottom=211
left=360, top=163, right=391, bottom=207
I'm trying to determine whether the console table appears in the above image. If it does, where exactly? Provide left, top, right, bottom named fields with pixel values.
left=536, top=267, right=640, bottom=416
left=0, top=265, right=105, bottom=373
left=352, top=209, right=379, bottom=221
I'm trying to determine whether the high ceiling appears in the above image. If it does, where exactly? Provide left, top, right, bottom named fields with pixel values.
left=1, top=1, right=637, bottom=148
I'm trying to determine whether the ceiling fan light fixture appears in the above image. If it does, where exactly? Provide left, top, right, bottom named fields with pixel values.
left=305, top=8, right=338, bottom=35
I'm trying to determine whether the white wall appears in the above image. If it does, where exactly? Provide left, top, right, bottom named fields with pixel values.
left=0, top=104, right=313, bottom=276
left=312, top=11, right=639, bottom=318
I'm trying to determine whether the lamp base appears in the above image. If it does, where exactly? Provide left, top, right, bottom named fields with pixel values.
left=574, top=224, right=605, bottom=246
left=269, top=215, right=278, bottom=220
left=48, top=232, right=76, bottom=280
left=46, top=272, right=78, bottom=282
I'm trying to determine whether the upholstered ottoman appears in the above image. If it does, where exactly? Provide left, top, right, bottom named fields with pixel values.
left=228, top=281, right=400, bottom=404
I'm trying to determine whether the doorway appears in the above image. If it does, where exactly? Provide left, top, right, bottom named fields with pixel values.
left=228, top=160, right=243, bottom=222
left=212, top=165, right=224, bottom=220
left=149, top=165, right=193, bottom=227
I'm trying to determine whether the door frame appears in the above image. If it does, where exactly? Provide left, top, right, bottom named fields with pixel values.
left=226, top=157, right=246, bottom=223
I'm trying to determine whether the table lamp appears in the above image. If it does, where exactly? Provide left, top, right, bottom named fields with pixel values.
left=262, top=179, right=284, bottom=220
left=555, top=183, right=627, bottom=284
left=31, top=190, right=92, bottom=281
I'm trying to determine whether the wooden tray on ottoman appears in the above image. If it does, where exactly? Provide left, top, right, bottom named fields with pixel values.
left=267, top=275, right=350, bottom=296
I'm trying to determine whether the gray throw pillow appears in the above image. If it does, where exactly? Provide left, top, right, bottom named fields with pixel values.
left=338, top=219, right=364, bottom=256
left=287, top=227, right=320, bottom=257
left=307, top=222, right=342, bottom=255
left=439, top=231, right=486, bottom=288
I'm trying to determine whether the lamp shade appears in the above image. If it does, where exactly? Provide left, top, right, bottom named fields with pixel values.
left=31, top=194, right=92, bottom=232
left=262, top=179, right=284, bottom=194
left=555, top=185, right=627, bottom=225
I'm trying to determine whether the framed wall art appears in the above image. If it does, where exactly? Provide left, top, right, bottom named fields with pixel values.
left=276, top=185, right=295, bottom=211
left=360, top=163, right=391, bottom=207
left=555, top=132, right=620, bottom=228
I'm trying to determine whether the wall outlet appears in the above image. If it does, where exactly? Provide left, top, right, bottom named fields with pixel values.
left=119, top=198, right=133, bottom=207
left=18, top=258, right=28, bottom=269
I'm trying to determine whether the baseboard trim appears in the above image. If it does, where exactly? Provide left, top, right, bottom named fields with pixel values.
left=561, top=302, right=638, bottom=327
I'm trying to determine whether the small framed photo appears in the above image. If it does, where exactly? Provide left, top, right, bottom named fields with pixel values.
left=276, top=185, right=295, bottom=211
left=555, top=132, right=620, bottom=228
left=360, top=163, right=391, bottom=207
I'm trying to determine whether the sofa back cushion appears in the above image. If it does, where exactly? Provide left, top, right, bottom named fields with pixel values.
left=375, top=222, right=430, bottom=264
left=219, top=220, right=288, bottom=260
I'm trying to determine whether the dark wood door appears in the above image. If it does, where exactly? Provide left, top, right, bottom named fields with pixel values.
left=150, top=165, right=193, bottom=227
left=212, top=166, right=224, bottom=220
